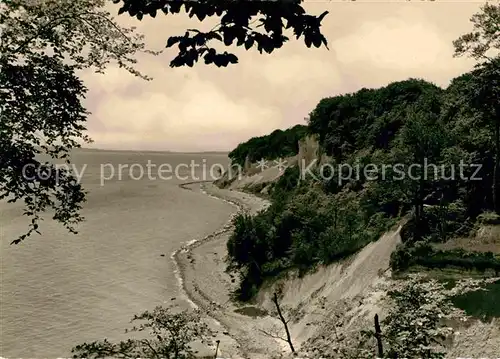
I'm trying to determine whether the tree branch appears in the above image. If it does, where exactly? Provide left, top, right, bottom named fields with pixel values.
left=257, top=328, right=288, bottom=343
left=11, top=15, right=70, bottom=55
left=272, top=292, right=295, bottom=353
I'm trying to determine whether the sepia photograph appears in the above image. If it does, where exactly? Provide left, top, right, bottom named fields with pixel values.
left=1, top=0, right=499, bottom=358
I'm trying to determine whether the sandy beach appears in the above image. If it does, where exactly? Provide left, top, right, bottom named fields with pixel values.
left=174, top=182, right=295, bottom=359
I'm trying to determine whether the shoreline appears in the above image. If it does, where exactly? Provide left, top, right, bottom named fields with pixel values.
left=172, top=181, right=250, bottom=310
left=173, top=181, right=256, bottom=358
left=172, top=181, right=239, bottom=311
left=173, top=182, right=281, bottom=359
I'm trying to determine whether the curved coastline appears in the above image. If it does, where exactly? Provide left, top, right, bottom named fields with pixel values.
left=173, top=181, right=274, bottom=358
left=172, top=181, right=249, bottom=353
left=172, top=181, right=247, bottom=307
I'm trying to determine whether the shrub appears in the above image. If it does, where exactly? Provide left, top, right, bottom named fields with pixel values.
left=477, top=211, right=500, bottom=225
left=228, top=185, right=395, bottom=299
left=72, top=306, right=213, bottom=359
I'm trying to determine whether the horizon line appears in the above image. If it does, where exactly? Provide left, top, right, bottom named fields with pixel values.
left=78, top=147, right=230, bottom=154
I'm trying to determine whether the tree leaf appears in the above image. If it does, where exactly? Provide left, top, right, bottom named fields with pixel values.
left=166, top=36, right=180, bottom=48
left=244, top=37, right=254, bottom=50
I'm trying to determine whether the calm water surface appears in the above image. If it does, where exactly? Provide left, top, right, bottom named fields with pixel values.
left=0, top=150, right=234, bottom=358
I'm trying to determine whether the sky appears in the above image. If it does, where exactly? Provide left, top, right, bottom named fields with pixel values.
left=81, top=0, right=484, bottom=152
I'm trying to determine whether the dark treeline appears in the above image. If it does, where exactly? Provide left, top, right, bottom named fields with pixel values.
left=226, top=60, right=500, bottom=301
left=391, top=243, right=500, bottom=274
left=228, top=124, right=308, bottom=167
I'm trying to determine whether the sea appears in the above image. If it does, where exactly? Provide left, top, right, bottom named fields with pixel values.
left=0, top=149, right=235, bottom=358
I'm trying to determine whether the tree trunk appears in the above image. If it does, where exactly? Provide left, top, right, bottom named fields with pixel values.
left=494, top=110, right=500, bottom=214
left=414, top=193, right=422, bottom=240
left=374, top=314, right=384, bottom=358
left=414, top=164, right=426, bottom=240
left=214, top=340, right=220, bottom=359
left=272, top=292, right=295, bottom=353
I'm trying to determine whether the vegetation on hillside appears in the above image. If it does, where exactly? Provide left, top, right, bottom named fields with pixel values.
left=227, top=172, right=395, bottom=300
left=226, top=2, right=499, bottom=299
left=227, top=64, right=498, bottom=300
left=228, top=125, right=308, bottom=168
left=3, top=0, right=498, bottom=357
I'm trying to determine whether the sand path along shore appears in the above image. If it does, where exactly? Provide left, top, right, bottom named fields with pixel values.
left=174, top=182, right=291, bottom=359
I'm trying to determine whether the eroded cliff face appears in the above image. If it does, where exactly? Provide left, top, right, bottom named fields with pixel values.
left=209, top=143, right=500, bottom=357
left=248, top=225, right=500, bottom=359
left=215, top=135, right=327, bottom=194
left=251, top=225, right=402, bottom=357
left=297, top=134, right=322, bottom=168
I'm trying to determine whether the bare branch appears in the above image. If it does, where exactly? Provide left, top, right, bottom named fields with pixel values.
left=257, top=328, right=288, bottom=343
left=271, top=292, right=295, bottom=353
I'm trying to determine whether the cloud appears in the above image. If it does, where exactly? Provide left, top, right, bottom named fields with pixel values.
left=86, top=71, right=283, bottom=151
left=330, top=6, right=476, bottom=87
left=82, top=2, right=481, bottom=151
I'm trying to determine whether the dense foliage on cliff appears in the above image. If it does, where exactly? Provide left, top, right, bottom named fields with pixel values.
left=228, top=125, right=308, bottom=167
left=226, top=59, right=499, bottom=300
left=311, top=60, right=498, bottom=225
